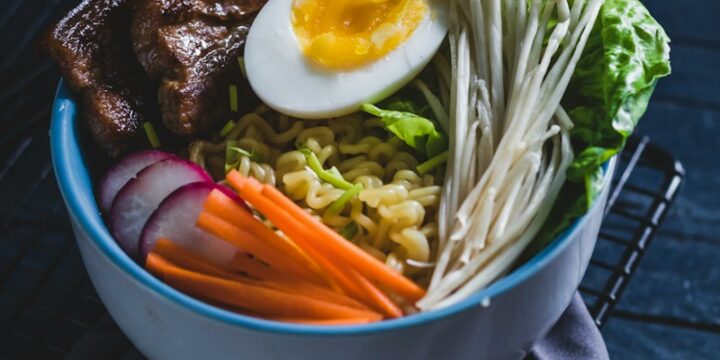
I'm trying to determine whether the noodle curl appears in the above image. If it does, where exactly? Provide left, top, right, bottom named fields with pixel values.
left=190, top=109, right=442, bottom=282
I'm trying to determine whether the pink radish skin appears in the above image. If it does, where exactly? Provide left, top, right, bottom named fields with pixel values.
left=110, top=157, right=212, bottom=258
left=139, top=183, right=242, bottom=265
left=98, top=150, right=175, bottom=215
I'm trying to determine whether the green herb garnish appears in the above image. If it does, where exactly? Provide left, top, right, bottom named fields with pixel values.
left=300, top=149, right=354, bottom=190
left=225, top=140, right=262, bottom=173
left=417, top=151, right=449, bottom=175
left=219, top=120, right=236, bottom=138
left=327, top=183, right=364, bottom=216
left=361, top=103, right=448, bottom=157
left=229, top=85, right=238, bottom=112
left=143, top=122, right=161, bottom=149
left=237, top=57, right=247, bottom=79
left=338, top=222, right=359, bottom=240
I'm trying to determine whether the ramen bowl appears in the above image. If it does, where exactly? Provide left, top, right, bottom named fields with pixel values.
left=51, top=81, right=614, bottom=360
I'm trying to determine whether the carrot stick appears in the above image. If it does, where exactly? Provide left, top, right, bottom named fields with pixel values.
left=227, top=171, right=425, bottom=302
left=258, top=179, right=425, bottom=302
left=226, top=173, right=403, bottom=317
left=268, top=317, right=377, bottom=325
left=204, top=189, right=328, bottom=286
left=225, top=254, right=369, bottom=311
left=204, top=189, right=315, bottom=270
left=229, top=253, right=278, bottom=278
left=224, top=177, right=369, bottom=299
left=146, top=253, right=382, bottom=321
left=349, top=268, right=403, bottom=318
left=150, top=239, right=369, bottom=311
left=196, top=211, right=320, bottom=284
left=152, top=238, right=284, bottom=283
left=151, top=238, right=235, bottom=278
left=226, top=253, right=324, bottom=288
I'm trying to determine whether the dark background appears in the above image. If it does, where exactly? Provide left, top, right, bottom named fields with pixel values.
left=0, top=0, right=718, bottom=358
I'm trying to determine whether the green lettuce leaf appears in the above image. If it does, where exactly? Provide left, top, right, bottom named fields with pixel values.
left=383, top=99, right=425, bottom=115
left=569, top=1, right=670, bottom=142
left=361, top=103, right=448, bottom=157
left=530, top=0, right=671, bottom=252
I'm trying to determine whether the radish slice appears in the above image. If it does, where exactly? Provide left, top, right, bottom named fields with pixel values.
left=98, top=150, right=175, bottom=215
left=139, top=183, right=241, bottom=264
left=110, top=158, right=212, bottom=258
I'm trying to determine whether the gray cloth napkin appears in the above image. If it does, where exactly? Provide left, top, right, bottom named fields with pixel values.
left=66, top=293, right=608, bottom=360
left=526, top=293, right=609, bottom=360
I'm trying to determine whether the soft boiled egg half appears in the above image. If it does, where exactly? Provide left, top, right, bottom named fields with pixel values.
left=244, top=0, right=449, bottom=119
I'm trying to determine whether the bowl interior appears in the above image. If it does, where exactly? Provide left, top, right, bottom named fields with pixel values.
left=50, top=80, right=607, bottom=335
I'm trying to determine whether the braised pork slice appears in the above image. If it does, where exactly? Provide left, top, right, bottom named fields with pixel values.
left=132, top=0, right=266, bottom=135
left=43, top=0, right=156, bottom=156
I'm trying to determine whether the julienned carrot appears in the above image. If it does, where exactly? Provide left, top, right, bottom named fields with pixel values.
left=204, top=190, right=329, bottom=287
left=325, top=263, right=402, bottom=318
left=227, top=171, right=425, bottom=302
left=350, top=268, right=403, bottom=318
left=223, top=178, right=371, bottom=300
left=151, top=238, right=234, bottom=278
left=203, top=189, right=316, bottom=272
left=259, top=180, right=425, bottom=302
left=150, top=239, right=369, bottom=311
left=254, top=206, right=366, bottom=302
left=228, top=253, right=370, bottom=311
left=268, top=317, right=378, bottom=325
left=272, top=279, right=371, bottom=311
left=225, top=175, right=384, bottom=305
left=226, top=173, right=402, bottom=318
left=146, top=253, right=382, bottom=321
left=196, top=211, right=319, bottom=284
left=228, top=249, right=327, bottom=288
left=229, top=252, right=279, bottom=278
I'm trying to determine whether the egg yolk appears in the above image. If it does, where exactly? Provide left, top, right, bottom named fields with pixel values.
left=291, top=0, right=428, bottom=70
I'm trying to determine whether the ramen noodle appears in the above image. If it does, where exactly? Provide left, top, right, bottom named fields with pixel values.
left=190, top=107, right=442, bottom=284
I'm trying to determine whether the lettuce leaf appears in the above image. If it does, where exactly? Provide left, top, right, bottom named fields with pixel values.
left=361, top=103, right=448, bottom=157
left=529, top=0, right=671, bottom=252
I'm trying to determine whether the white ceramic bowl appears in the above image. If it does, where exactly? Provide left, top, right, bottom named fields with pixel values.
left=50, top=81, right=614, bottom=360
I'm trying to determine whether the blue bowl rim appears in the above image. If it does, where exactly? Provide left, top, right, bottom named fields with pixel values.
left=50, top=80, right=611, bottom=337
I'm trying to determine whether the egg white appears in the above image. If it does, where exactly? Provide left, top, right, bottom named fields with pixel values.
left=244, top=0, right=449, bottom=119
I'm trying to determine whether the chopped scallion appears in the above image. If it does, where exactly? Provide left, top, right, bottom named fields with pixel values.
left=225, top=140, right=262, bottom=173
left=327, top=183, right=364, bottom=215
left=229, top=85, right=238, bottom=112
left=338, top=222, right=359, bottom=240
left=219, top=120, right=236, bottom=138
left=328, top=166, right=343, bottom=179
left=300, top=149, right=354, bottom=190
left=225, top=140, right=240, bottom=173
left=143, top=122, right=161, bottom=149
left=417, top=151, right=449, bottom=175
left=237, top=57, right=247, bottom=79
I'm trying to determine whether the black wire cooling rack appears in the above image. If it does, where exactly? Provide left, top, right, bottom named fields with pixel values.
left=0, top=0, right=685, bottom=358
left=579, top=136, right=684, bottom=327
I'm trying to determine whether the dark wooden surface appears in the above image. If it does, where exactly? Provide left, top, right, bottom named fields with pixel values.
left=0, top=0, right=718, bottom=359
left=601, top=1, right=720, bottom=358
